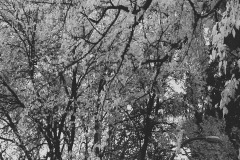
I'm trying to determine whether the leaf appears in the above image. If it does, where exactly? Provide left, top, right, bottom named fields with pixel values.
left=223, top=60, right=227, bottom=74
left=212, top=49, right=216, bottom=60
left=232, top=28, right=236, bottom=38
left=218, top=61, right=222, bottom=72
left=219, top=99, right=224, bottom=109
left=237, top=59, right=240, bottom=68
left=223, top=107, right=228, bottom=116
left=236, top=20, right=240, bottom=30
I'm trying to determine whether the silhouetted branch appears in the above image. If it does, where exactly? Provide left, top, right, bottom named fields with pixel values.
left=141, top=54, right=169, bottom=65
left=89, top=0, right=153, bottom=24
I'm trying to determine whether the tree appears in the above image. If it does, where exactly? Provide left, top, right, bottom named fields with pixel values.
left=0, top=0, right=238, bottom=159
left=210, top=0, right=240, bottom=155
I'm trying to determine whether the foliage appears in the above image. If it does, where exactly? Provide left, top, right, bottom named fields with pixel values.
left=183, top=116, right=237, bottom=160
left=0, top=0, right=239, bottom=160
left=210, top=0, right=240, bottom=155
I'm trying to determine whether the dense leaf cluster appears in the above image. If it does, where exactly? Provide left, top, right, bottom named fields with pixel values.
left=0, top=0, right=239, bottom=160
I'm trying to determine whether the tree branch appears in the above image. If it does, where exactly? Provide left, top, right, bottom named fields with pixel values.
left=0, top=76, right=25, bottom=108
left=187, top=0, right=225, bottom=19
left=141, top=54, right=169, bottom=65
left=89, top=0, right=153, bottom=24
left=29, top=1, right=75, bottom=6
left=200, top=0, right=225, bottom=18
